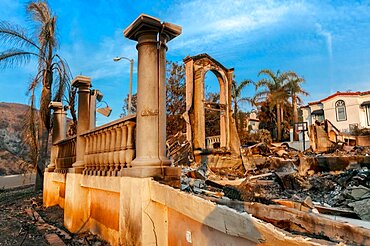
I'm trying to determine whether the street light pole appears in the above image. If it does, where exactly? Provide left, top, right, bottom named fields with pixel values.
left=113, top=56, right=134, bottom=115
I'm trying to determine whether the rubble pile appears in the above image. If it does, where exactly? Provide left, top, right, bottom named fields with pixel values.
left=166, top=132, right=194, bottom=166
left=180, top=143, right=370, bottom=244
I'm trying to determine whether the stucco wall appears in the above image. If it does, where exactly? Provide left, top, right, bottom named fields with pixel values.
left=44, top=173, right=334, bottom=245
left=323, top=96, right=361, bottom=132
left=304, top=94, right=370, bottom=133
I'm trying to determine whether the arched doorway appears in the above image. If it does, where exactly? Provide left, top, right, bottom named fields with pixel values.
left=183, top=53, right=240, bottom=154
left=204, top=71, right=221, bottom=149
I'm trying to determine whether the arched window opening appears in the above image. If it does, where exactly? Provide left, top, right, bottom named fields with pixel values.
left=335, top=100, right=347, bottom=121
left=204, top=71, right=221, bottom=149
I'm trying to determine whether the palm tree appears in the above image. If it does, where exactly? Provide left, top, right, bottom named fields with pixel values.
left=231, top=79, right=254, bottom=131
left=286, top=73, right=309, bottom=141
left=255, top=69, right=290, bottom=142
left=0, top=1, right=72, bottom=190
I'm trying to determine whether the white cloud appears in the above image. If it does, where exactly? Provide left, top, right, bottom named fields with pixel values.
left=60, top=28, right=137, bottom=81
left=166, top=0, right=308, bottom=52
left=315, top=23, right=333, bottom=61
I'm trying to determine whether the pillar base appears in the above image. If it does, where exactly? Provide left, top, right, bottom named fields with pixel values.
left=71, top=160, right=85, bottom=174
left=120, top=166, right=181, bottom=188
left=131, top=157, right=161, bottom=167
left=131, top=156, right=173, bottom=167
left=68, top=167, right=84, bottom=174
left=159, top=156, right=172, bottom=166
left=120, top=166, right=180, bottom=177
left=45, top=167, right=55, bottom=172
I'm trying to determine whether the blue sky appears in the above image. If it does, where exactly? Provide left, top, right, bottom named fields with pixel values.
left=1, top=0, right=370, bottom=125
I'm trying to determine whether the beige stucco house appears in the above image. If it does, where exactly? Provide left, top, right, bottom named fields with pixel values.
left=301, top=90, right=370, bottom=133
left=244, top=111, right=260, bottom=132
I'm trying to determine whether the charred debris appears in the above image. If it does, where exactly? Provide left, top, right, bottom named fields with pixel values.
left=167, top=132, right=370, bottom=245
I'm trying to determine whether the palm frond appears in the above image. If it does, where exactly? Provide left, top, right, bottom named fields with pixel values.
left=237, top=96, right=253, bottom=105
left=27, top=1, right=51, bottom=25
left=258, top=69, right=276, bottom=81
left=52, top=67, right=64, bottom=101
left=23, top=88, right=40, bottom=167
left=254, top=90, right=269, bottom=102
left=0, top=49, right=40, bottom=68
left=236, top=79, right=253, bottom=96
left=52, top=56, right=72, bottom=101
left=27, top=69, right=44, bottom=93
left=0, top=21, right=40, bottom=50
left=255, top=78, right=272, bottom=90
left=28, top=1, right=56, bottom=49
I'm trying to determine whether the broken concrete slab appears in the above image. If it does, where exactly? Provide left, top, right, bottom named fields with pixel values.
left=206, top=197, right=370, bottom=245
left=349, top=198, right=370, bottom=221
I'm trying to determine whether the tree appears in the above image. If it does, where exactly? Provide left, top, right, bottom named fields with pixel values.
left=204, top=92, right=221, bottom=137
left=231, top=79, right=254, bottom=132
left=122, top=61, right=186, bottom=137
left=286, top=73, right=309, bottom=141
left=121, top=93, right=137, bottom=117
left=0, top=1, right=72, bottom=190
left=255, top=69, right=290, bottom=142
left=166, top=61, right=186, bottom=136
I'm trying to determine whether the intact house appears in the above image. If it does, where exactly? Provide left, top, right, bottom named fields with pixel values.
left=244, top=110, right=260, bottom=132
left=301, top=90, right=370, bottom=136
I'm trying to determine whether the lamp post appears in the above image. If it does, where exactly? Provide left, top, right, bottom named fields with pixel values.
left=113, top=56, right=134, bottom=115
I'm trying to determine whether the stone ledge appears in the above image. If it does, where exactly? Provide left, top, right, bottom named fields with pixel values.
left=51, top=172, right=66, bottom=183
left=68, top=167, right=84, bottom=174
left=80, top=175, right=120, bottom=193
left=119, top=166, right=181, bottom=178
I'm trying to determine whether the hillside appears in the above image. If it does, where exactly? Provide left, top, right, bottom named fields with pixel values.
left=0, top=102, right=32, bottom=175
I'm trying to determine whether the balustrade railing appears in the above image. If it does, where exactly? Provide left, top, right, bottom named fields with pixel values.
left=81, top=115, right=136, bottom=176
left=55, top=136, right=77, bottom=173
left=206, top=135, right=221, bottom=149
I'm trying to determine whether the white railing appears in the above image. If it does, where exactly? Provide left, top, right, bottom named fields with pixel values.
left=206, top=135, right=221, bottom=149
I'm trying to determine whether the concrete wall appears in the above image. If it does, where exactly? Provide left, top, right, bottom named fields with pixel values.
left=0, top=173, right=35, bottom=189
left=44, top=173, right=330, bottom=246
left=43, top=172, right=66, bottom=208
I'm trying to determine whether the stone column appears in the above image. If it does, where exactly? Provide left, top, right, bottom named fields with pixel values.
left=158, top=34, right=172, bottom=166
left=70, top=76, right=91, bottom=173
left=89, top=90, right=97, bottom=129
left=218, top=76, right=227, bottom=148
left=123, top=14, right=181, bottom=178
left=184, top=58, right=194, bottom=144
left=46, top=102, right=67, bottom=172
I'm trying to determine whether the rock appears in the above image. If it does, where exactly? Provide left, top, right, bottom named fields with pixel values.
left=349, top=198, right=370, bottom=221
left=349, top=185, right=370, bottom=200
left=275, top=170, right=312, bottom=190
left=298, top=156, right=318, bottom=176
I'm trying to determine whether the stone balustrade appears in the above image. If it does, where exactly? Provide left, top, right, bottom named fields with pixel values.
left=206, top=135, right=221, bottom=149
left=81, top=115, right=136, bottom=176
left=55, top=136, right=77, bottom=173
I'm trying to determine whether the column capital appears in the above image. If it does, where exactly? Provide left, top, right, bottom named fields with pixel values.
left=72, top=76, right=91, bottom=90
left=48, top=101, right=64, bottom=112
left=124, top=14, right=181, bottom=42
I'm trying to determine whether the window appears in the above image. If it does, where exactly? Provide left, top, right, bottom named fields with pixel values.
left=335, top=100, right=347, bottom=121
left=314, top=114, right=325, bottom=122
left=366, top=105, right=370, bottom=126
